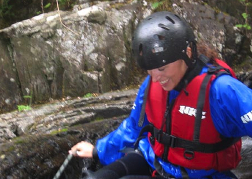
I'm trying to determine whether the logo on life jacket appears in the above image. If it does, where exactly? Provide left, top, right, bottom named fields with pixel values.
left=179, top=105, right=206, bottom=119
left=132, top=103, right=136, bottom=110
left=241, top=110, right=252, bottom=123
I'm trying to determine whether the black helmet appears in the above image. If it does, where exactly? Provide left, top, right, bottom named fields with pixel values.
left=132, top=11, right=196, bottom=70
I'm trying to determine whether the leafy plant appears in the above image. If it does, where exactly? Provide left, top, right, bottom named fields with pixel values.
left=83, top=93, right=93, bottom=98
left=0, top=0, right=14, bottom=19
left=236, top=13, right=251, bottom=30
left=17, top=94, right=32, bottom=112
left=44, top=3, right=51, bottom=9
left=57, top=0, right=72, bottom=8
left=235, top=0, right=251, bottom=33
left=151, top=1, right=165, bottom=10
left=149, top=0, right=173, bottom=12
left=17, top=105, right=32, bottom=112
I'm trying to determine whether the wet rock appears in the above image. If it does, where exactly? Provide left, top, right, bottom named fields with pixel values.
left=0, top=89, right=137, bottom=142
left=233, top=137, right=252, bottom=179
left=0, top=112, right=125, bottom=178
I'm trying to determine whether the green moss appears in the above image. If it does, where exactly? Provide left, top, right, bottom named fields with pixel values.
left=13, top=137, right=26, bottom=144
left=50, top=128, right=68, bottom=135
left=94, top=116, right=104, bottom=121
left=7, top=146, right=15, bottom=152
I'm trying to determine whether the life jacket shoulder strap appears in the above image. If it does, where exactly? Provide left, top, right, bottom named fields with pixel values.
left=191, top=56, right=238, bottom=152
left=193, top=65, right=231, bottom=141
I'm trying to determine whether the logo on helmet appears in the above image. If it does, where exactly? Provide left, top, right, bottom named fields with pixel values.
left=153, top=44, right=164, bottom=53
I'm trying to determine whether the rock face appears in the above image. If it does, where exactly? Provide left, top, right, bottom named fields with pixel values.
left=0, top=0, right=251, bottom=113
left=0, top=1, right=144, bottom=113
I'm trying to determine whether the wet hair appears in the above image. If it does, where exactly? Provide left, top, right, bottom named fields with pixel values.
left=197, top=41, right=219, bottom=65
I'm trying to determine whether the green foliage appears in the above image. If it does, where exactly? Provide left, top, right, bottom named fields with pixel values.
left=17, top=105, right=32, bottom=112
left=0, top=0, right=14, bottom=19
left=151, top=1, right=164, bottom=9
left=44, top=3, right=51, bottom=9
left=17, top=94, right=33, bottom=112
left=235, top=0, right=252, bottom=31
left=149, top=0, right=173, bottom=12
left=58, top=0, right=74, bottom=8
left=58, top=0, right=69, bottom=3
left=83, top=93, right=93, bottom=98
left=236, top=23, right=251, bottom=30
left=23, top=95, right=32, bottom=99
left=236, top=12, right=251, bottom=30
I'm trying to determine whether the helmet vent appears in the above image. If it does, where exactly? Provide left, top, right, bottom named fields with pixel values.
left=153, top=34, right=165, bottom=40
left=174, top=14, right=181, bottom=20
left=158, top=23, right=170, bottom=31
left=139, top=43, right=143, bottom=56
left=165, top=16, right=175, bottom=24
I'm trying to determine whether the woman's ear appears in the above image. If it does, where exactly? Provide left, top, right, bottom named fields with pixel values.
left=186, top=46, right=192, bottom=58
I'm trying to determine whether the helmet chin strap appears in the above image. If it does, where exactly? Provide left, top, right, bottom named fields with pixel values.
left=184, top=56, right=196, bottom=69
left=185, top=42, right=198, bottom=69
left=174, top=55, right=203, bottom=93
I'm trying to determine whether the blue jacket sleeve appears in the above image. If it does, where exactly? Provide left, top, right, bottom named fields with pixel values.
left=210, top=74, right=252, bottom=137
left=95, top=76, right=150, bottom=165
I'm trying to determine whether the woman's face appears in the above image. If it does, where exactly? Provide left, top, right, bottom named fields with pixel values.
left=147, top=59, right=188, bottom=91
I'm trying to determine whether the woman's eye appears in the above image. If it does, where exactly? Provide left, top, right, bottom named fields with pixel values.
left=158, top=68, right=165, bottom=71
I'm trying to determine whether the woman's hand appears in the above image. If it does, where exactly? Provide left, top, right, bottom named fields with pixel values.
left=68, top=141, right=94, bottom=158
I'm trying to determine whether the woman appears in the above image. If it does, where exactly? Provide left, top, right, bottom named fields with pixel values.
left=69, top=11, right=252, bottom=179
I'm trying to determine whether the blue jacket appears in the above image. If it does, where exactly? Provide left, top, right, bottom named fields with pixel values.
left=95, top=67, right=252, bottom=178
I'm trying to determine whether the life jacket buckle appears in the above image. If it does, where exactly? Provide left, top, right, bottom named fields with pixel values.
left=170, top=135, right=176, bottom=148
left=207, top=67, right=217, bottom=74
left=157, top=129, right=163, bottom=142
left=149, top=135, right=155, bottom=145
left=184, top=150, right=194, bottom=160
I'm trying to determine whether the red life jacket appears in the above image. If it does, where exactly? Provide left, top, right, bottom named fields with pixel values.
left=145, top=59, right=241, bottom=171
